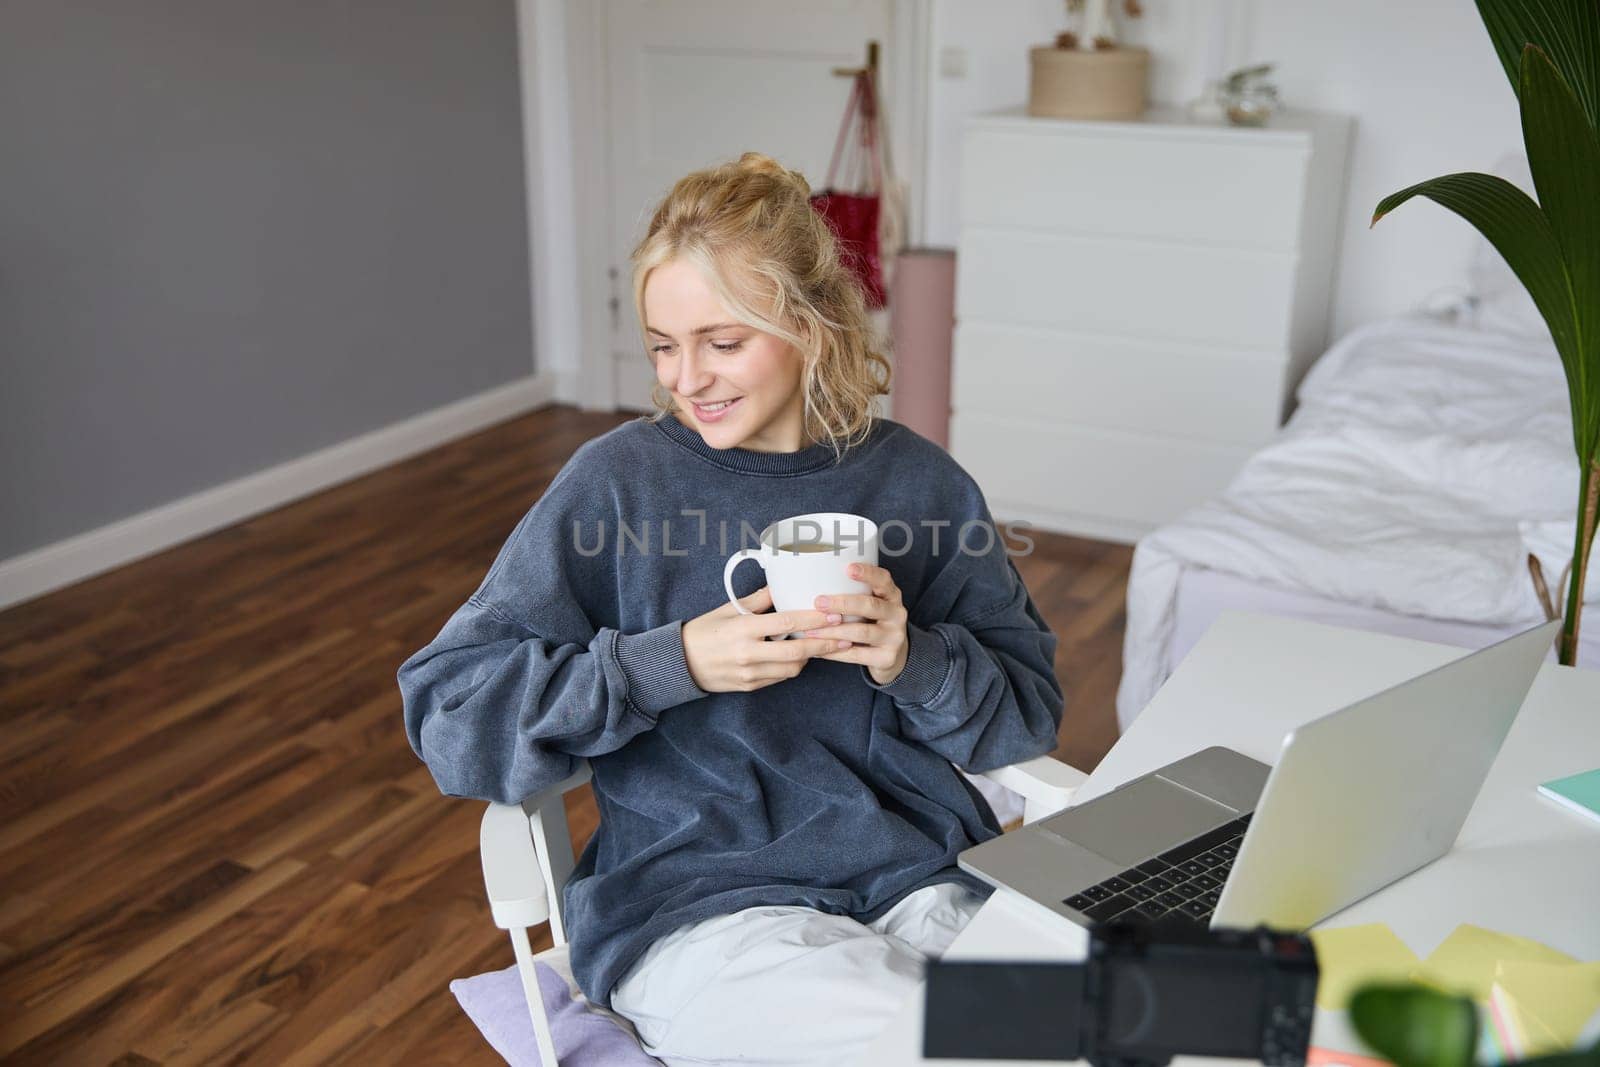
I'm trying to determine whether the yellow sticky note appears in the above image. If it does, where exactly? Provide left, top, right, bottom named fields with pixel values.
left=1490, top=960, right=1600, bottom=1056
left=1411, top=924, right=1575, bottom=1001
left=1309, top=923, right=1422, bottom=1012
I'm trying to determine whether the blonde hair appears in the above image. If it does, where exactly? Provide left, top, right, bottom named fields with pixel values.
left=631, top=151, right=892, bottom=462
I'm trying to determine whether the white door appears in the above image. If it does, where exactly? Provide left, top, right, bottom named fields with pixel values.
left=603, top=0, right=894, bottom=411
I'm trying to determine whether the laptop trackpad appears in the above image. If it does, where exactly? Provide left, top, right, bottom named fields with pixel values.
left=1038, top=775, right=1237, bottom=867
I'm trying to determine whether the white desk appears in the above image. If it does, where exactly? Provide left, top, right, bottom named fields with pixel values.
left=867, top=612, right=1600, bottom=1066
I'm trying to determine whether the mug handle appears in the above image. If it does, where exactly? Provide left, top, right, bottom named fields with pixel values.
left=722, top=549, right=768, bottom=614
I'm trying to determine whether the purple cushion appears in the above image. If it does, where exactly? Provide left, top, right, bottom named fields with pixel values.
left=450, top=961, right=662, bottom=1067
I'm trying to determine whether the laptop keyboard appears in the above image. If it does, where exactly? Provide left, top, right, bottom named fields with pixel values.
left=1062, top=812, right=1252, bottom=927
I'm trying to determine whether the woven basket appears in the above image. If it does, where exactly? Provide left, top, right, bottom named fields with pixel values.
left=1027, top=45, right=1149, bottom=120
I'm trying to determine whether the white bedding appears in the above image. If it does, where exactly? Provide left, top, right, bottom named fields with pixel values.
left=1117, top=314, right=1596, bottom=730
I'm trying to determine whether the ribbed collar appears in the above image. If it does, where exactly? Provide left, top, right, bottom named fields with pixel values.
left=651, top=411, right=880, bottom=476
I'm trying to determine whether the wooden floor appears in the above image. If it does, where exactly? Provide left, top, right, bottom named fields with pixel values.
left=0, top=405, right=1132, bottom=1064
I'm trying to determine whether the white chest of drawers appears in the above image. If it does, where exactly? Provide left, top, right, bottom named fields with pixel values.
left=949, top=105, right=1352, bottom=543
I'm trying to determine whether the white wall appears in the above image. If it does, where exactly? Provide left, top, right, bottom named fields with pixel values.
left=923, top=0, right=1522, bottom=339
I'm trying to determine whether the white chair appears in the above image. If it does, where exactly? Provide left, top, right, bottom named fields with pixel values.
left=477, top=755, right=1088, bottom=1065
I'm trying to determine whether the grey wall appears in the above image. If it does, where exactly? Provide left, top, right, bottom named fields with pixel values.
left=0, top=0, right=534, bottom=559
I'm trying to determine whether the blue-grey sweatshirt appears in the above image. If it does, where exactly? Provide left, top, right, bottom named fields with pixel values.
left=397, top=412, right=1064, bottom=1006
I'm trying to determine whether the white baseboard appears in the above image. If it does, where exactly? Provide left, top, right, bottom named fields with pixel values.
left=0, top=374, right=557, bottom=611
left=551, top=367, right=582, bottom=407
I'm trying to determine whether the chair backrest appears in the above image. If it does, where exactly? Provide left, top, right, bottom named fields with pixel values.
left=520, top=761, right=593, bottom=947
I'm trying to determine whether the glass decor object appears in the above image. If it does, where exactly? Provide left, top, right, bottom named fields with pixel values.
left=1219, top=63, right=1279, bottom=126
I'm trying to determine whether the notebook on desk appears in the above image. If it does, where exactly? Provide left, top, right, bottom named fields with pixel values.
left=1537, top=767, right=1600, bottom=825
left=959, top=619, right=1561, bottom=934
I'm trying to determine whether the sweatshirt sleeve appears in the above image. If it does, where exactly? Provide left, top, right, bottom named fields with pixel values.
left=862, top=494, right=1064, bottom=775
left=397, top=445, right=708, bottom=804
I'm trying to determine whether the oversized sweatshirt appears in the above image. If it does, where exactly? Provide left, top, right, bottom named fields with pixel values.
left=397, top=412, right=1065, bottom=1007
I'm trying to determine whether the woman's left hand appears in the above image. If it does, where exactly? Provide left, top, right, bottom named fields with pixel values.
left=806, top=563, right=909, bottom=686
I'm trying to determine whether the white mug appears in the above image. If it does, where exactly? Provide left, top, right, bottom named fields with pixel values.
left=722, top=512, right=879, bottom=634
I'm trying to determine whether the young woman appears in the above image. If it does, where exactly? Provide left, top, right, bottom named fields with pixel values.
left=399, top=152, right=1064, bottom=1066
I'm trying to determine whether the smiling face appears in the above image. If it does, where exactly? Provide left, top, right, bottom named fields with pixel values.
left=643, top=257, right=810, bottom=453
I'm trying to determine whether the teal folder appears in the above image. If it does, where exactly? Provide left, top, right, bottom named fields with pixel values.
left=1537, top=767, right=1600, bottom=825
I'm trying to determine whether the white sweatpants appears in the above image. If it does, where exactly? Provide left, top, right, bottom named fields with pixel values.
left=610, top=881, right=987, bottom=1067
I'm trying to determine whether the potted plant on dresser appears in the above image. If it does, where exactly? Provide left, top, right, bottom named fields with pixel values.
left=1029, top=0, right=1149, bottom=120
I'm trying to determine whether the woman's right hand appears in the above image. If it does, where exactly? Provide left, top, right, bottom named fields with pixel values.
left=682, top=586, right=848, bottom=693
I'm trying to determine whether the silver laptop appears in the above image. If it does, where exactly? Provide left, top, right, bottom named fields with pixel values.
left=959, top=619, right=1560, bottom=932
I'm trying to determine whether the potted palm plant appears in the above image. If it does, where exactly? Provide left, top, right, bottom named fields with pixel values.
left=1371, top=0, right=1598, bottom=666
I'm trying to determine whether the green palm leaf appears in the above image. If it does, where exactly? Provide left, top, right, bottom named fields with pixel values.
left=1521, top=42, right=1600, bottom=461
left=1476, top=0, right=1600, bottom=131
left=1370, top=173, right=1577, bottom=365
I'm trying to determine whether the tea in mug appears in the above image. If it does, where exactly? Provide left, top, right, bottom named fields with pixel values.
left=776, top=541, right=840, bottom=554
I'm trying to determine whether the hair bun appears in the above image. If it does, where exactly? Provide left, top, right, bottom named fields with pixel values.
left=735, top=152, right=810, bottom=196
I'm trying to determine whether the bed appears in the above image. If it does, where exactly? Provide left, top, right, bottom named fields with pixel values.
left=1116, top=308, right=1599, bottom=731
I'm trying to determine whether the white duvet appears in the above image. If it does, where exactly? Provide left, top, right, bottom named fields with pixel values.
left=1116, top=314, right=1595, bottom=726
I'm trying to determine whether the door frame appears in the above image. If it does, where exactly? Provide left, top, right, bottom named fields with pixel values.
left=517, top=0, right=933, bottom=412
